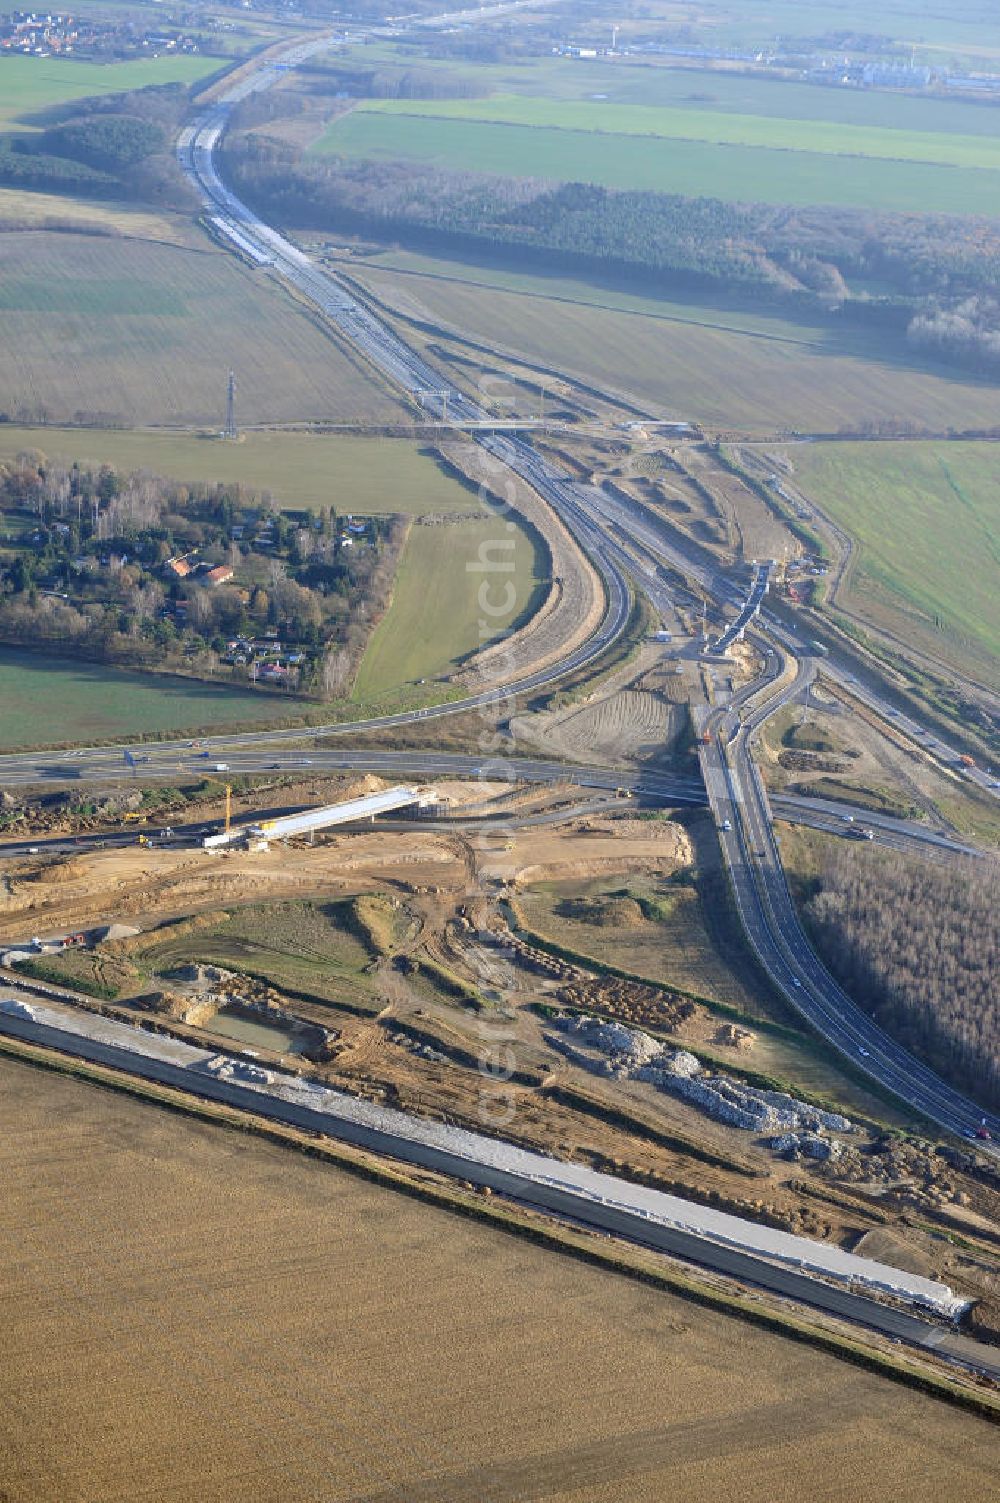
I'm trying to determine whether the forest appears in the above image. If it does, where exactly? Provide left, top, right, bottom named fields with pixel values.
left=805, top=846, right=999, bottom=1111
left=0, top=83, right=196, bottom=206
left=222, top=136, right=1000, bottom=373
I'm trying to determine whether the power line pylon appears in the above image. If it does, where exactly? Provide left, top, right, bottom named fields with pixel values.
left=225, top=369, right=237, bottom=440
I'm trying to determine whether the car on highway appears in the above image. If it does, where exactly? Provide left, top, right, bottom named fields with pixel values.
left=720, top=818, right=732, bottom=832
left=858, top=1046, right=870, bottom=1057
left=792, top=978, right=802, bottom=988
left=841, top=813, right=854, bottom=823
left=977, top=1127, right=992, bottom=1140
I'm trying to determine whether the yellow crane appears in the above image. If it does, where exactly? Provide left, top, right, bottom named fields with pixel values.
left=200, top=772, right=233, bottom=836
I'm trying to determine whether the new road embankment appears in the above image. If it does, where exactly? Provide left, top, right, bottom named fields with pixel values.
left=3, top=991, right=994, bottom=1385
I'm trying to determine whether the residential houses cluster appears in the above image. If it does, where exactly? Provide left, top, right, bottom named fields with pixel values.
left=0, top=11, right=201, bottom=58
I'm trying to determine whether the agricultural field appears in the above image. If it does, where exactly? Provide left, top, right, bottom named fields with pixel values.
left=318, top=104, right=1000, bottom=215
left=786, top=441, right=1000, bottom=684
left=353, top=513, right=548, bottom=699
left=346, top=95, right=1000, bottom=172
left=0, top=426, right=481, bottom=516
left=349, top=250, right=1000, bottom=435
left=0, top=52, right=223, bottom=132
left=0, top=648, right=301, bottom=749
left=0, top=184, right=190, bottom=240
left=1, top=1053, right=997, bottom=1502
left=0, top=232, right=407, bottom=427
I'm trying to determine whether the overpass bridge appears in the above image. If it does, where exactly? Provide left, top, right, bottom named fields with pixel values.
left=710, top=561, right=772, bottom=655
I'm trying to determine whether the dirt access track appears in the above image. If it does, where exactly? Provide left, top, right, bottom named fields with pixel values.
left=438, top=439, right=606, bottom=688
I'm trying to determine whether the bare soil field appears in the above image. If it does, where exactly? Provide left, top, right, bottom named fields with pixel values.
left=0, top=233, right=406, bottom=427
left=0, top=1053, right=997, bottom=1503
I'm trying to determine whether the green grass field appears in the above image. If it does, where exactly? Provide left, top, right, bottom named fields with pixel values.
left=788, top=441, right=1000, bottom=682
left=0, top=427, right=480, bottom=516
left=318, top=106, right=1000, bottom=214
left=0, top=53, right=223, bottom=131
left=350, top=95, right=1000, bottom=171
left=0, top=232, right=406, bottom=427
left=0, top=648, right=302, bottom=749
left=353, top=515, right=547, bottom=698
left=351, top=250, right=1000, bottom=435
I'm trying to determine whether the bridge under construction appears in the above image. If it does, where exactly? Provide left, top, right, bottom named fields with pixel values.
left=202, top=786, right=436, bottom=850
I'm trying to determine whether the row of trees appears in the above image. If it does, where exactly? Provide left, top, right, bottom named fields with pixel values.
left=805, top=847, right=999, bottom=1110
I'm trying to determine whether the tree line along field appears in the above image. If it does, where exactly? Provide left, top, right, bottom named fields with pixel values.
left=0, top=427, right=481, bottom=517
left=787, top=441, right=1000, bottom=684
left=353, top=513, right=547, bottom=699
left=2, top=1053, right=997, bottom=1503
left=0, top=232, right=407, bottom=428
left=349, top=252, right=1000, bottom=436
left=0, top=52, right=222, bottom=132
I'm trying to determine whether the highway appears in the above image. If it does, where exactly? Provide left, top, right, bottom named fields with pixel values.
left=6, top=36, right=996, bottom=1152
left=700, top=654, right=1000, bottom=1146
left=0, top=744, right=984, bottom=868
left=0, top=30, right=980, bottom=1168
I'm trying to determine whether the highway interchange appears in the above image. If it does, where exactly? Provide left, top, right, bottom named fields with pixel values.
left=1, top=17, right=998, bottom=1379
left=0, top=30, right=983, bottom=1153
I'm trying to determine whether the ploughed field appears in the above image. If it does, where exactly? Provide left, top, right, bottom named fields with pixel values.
left=1, top=1052, right=997, bottom=1503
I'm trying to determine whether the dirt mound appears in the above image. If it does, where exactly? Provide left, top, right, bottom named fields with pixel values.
left=29, top=857, right=89, bottom=884
left=558, top=895, right=644, bottom=929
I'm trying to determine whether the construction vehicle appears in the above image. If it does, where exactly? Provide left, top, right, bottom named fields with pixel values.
left=122, top=812, right=147, bottom=824
left=137, top=833, right=151, bottom=847
left=959, top=754, right=976, bottom=769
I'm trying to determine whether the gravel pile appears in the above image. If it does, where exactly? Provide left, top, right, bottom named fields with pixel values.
left=552, top=1013, right=853, bottom=1139
left=769, top=1131, right=844, bottom=1161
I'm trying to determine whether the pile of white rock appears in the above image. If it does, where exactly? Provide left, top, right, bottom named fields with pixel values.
left=550, top=1013, right=852, bottom=1139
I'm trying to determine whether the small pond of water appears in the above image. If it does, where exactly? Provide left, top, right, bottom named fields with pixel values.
left=210, top=1006, right=303, bottom=1055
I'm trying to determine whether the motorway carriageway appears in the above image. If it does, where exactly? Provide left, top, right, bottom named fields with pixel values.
left=0, top=748, right=983, bottom=867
